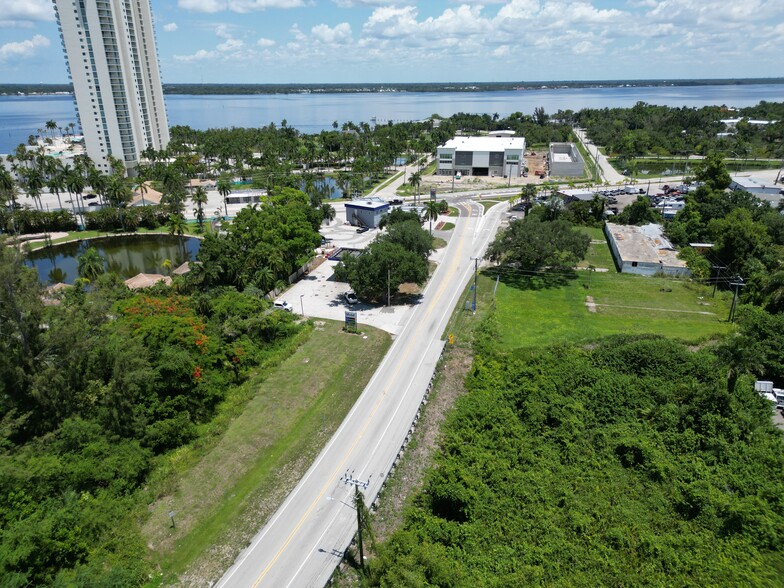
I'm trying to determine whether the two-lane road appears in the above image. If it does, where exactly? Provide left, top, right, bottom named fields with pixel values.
left=216, top=198, right=505, bottom=587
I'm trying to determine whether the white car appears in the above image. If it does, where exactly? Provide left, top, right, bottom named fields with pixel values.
left=344, top=290, right=358, bottom=305
left=273, top=300, right=293, bottom=312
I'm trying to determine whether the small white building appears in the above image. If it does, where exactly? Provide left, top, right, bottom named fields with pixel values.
left=345, top=197, right=389, bottom=228
left=605, top=223, right=690, bottom=277
left=436, top=135, right=526, bottom=178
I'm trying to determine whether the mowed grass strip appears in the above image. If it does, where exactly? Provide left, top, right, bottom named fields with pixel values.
left=144, top=320, right=391, bottom=583
left=446, top=268, right=733, bottom=351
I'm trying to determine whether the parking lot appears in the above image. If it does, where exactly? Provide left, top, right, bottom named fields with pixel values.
left=274, top=205, right=420, bottom=335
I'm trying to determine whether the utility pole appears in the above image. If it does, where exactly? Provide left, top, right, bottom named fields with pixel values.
left=354, top=486, right=364, bottom=570
left=711, top=264, right=726, bottom=298
left=471, top=257, right=480, bottom=313
left=341, top=470, right=371, bottom=572
left=728, top=276, right=745, bottom=323
left=387, top=266, right=391, bottom=307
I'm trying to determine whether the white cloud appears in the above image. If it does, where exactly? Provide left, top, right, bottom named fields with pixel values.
left=493, top=45, right=510, bottom=56
left=257, top=37, right=276, bottom=47
left=333, top=0, right=411, bottom=6
left=0, top=0, right=54, bottom=26
left=178, top=0, right=226, bottom=13
left=215, top=24, right=234, bottom=39
left=217, top=38, right=245, bottom=51
left=178, top=0, right=305, bottom=13
left=311, top=23, right=352, bottom=45
left=173, top=49, right=217, bottom=62
left=0, top=34, right=50, bottom=62
left=163, top=22, right=178, bottom=32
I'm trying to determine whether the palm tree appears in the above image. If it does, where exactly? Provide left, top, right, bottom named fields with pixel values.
left=191, top=186, right=208, bottom=232
left=105, top=175, right=131, bottom=208
left=319, top=202, right=336, bottom=225
left=217, top=174, right=232, bottom=217
left=408, top=171, right=422, bottom=204
left=77, top=247, right=105, bottom=281
left=45, top=120, right=58, bottom=140
left=46, top=168, right=66, bottom=211
left=424, top=200, right=440, bottom=235
left=253, top=266, right=275, bottom=293
left=21, top=167, right=45, bottom=210
left=167, top=213, right=188, bottom=259
left=65, top=167, right=86, bottom=229
left=0, top=166, right=15, bottom=206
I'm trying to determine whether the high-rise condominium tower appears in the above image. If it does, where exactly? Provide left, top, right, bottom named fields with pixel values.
left=53, top=0, right=169, bottom=174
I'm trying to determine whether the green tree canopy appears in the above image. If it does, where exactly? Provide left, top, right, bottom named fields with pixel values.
left=486, top=216, right=590, bottom=270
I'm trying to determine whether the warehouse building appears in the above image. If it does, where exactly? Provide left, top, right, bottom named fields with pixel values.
left=605, top=223, right=690, bottom=277
left=345, top=198, right=389, bottom=228
left=436, top=134, right=526, bottom=178
left=549, top=143, right=585, bottom=177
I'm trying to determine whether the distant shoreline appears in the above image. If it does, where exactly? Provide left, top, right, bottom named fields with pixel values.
left=2, top=78, right=784, bottom=97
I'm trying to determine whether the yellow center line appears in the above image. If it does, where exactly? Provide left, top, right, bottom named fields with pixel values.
left=251, top=202, right=472, bottom=587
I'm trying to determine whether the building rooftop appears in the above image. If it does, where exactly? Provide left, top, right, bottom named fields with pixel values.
left=345, top=197, right=389, bottom=210
left=606, top=223, right=687, bottom=268
left=440, top=136, right=526, bottom=152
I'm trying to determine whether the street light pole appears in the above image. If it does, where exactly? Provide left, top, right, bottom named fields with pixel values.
left=471, top=257, right=480, bottom=313
left=300, top=294, right=304, bottom=317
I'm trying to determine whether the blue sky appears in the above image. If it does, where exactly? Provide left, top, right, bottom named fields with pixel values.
left=1, top=0, right=783, bottom=84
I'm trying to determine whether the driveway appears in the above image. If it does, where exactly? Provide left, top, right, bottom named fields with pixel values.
left=275, top=259, right=415, bottom=336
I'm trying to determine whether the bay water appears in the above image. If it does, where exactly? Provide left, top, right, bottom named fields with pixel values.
left=2, top=83, right=782, bottom=154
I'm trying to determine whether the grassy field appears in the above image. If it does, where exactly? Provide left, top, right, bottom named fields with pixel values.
left=143, top=319, right=391, bottom=585
left=575, top=226, right=616, bottom=270
left=446, top=268, right=733, bottom=352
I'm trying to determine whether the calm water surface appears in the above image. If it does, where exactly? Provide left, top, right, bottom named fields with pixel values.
left=25, top=234, right=201, bottom=285
left=2, top=84, right=783, bottom=153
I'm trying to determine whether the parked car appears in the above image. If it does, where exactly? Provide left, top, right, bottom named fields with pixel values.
left=273, top=300, right=293, bottom=312
left=356, top=226, right=369, bottom=233
left=344, top=290, right=358, bottom=305
left=83, top=193, right=98, bottom=200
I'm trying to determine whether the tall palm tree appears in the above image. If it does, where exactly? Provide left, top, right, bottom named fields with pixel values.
left=105, top=175, right=131, bottom=208
left=77, top=247, right=105, bottom=281
left=45, top=120, right=58, bottom=140
left=167, top=213, right=188, bottom=260
left=21, top=167, right=45, bottom=210
left=65, top=168, right=86, bottom=229
left=424, top=200, right=440, bottom=235
left=217, top=174, right=232, bottom=217
left=408, top=171, right=422, bottom=204
left=191, top=186, right=208, bottom=232
left=46, top=167, right=66, bottom=211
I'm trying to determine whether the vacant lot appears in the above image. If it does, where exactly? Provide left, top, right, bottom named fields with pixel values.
left=447, top=268, right=733, bottom=352
left=143, top=320, right=391, bottom=585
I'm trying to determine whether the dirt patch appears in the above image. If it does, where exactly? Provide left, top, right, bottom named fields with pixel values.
left=398, top=282, right=422, bottom=296
left=585, top=295, right=597, bottom=313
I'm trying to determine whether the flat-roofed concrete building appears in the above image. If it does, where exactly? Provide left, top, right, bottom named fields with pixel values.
left=436, top=135, right=526, bottom=178
left=345, top=197, right=389, bottom=228
left=53, top=0, right=170, bottom=174
left=730, top=175, right=784, bottom=207
left=605, top=223, right=690, bottom=277
left=549, top=143, right=584, bottom=177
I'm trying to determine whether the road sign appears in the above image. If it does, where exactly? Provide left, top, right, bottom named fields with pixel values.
left=345, top=310, right=357, bottom=333
left=430, top=186, right=436, bottom=200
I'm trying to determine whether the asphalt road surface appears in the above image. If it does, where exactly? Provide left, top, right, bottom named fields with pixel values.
left=216, top=198, right=506, bottom=588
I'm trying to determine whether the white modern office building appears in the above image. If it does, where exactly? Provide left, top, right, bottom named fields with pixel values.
left=436, top=134, right=526, bottom=177
left=53, top=0, right=169, bottom=174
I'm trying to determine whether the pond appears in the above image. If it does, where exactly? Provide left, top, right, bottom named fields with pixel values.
left=25, top=234, right=201, bottom=285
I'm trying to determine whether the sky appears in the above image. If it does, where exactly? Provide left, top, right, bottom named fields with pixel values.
left=0, top=0, right=783, bottom=85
